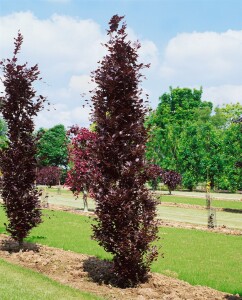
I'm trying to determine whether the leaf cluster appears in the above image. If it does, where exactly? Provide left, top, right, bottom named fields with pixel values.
left=65, top=126, right=97, bottom=197
left=36, top=166, right=61, bottom=187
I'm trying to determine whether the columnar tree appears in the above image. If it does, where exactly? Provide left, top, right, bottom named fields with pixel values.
left=91, top=15, right=158, bottom=287
left=65, top=126, right=97, bottom=212
left=0, top=32, right=46, bottom=247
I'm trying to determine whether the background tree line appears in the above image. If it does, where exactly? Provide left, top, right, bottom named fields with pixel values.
left=145, top=87, right=242, bottom=192
left=0, top=88, right=241, bottom=192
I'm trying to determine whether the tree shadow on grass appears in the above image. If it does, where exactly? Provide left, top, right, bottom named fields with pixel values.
left=222, top=208, right=242, bottom=214
left=225, top=295, right=242, bottom=300
left=0, top=236, right=40, bottom=253
left=83, top=256, right=115, bottom=285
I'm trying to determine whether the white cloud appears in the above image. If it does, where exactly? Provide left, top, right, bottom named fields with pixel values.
left=139, top=40, right=159, bottom=68
left=126, top=27, right=159, bottom=69
left=35, top=104, right=91, bottom=129
left=0, top=11, right=105, bottom=77
left=160, top=30, right=242, bottom=87
left=0, top=11, right=159, bottom=128
left=0, top=11, right=104, bottom=129
left=69, top=75, right=96, bottom=95
left=202, top=85, right=242, bottom=107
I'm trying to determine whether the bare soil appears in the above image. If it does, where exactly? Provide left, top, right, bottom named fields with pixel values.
left=0, top=234, right=241, bottom=300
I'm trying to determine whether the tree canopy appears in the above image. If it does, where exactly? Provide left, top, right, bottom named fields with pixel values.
left=36, top=124, right=68, bottom=168
left=146, top=88, right=242, bottom=191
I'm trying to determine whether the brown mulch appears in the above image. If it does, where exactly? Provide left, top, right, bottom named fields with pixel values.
left=0, top=234, right=241, bottom=300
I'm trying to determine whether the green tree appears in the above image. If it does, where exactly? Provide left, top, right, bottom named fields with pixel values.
left=212, top=103, right=242, bottom=129
left=0, top=118, right=7, bottom=149
left=37, top=124, right=68, bottom=168
left=177, top=123, right=203, bottom=190
left=199, top=122, right=224, bottom=190
left=212, top=104, right=242, bottom=191
left=220, top=123, right=242, bottom=191
left=146, top=87, right=213, bottom=189
left=177, top=107, right=214, bottom=190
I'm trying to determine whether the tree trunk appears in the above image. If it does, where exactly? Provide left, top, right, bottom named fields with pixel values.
left=18, top=238, right=24, bottom=250
left=57, top=179, right=61, bottom=195
left=83, top=188, right=88, bottom=212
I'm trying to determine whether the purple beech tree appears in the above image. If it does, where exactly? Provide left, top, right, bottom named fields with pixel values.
left=90, top=15, right=158, bottom=287
left=0, top=32, right=46, bottom=248
left=162, top=170, right=182, bottom=194
left=65, top=126, right=97, bottom=212
left=147, top=164, right=164, bottom=190
left=36, top=166, right=61, bottom=187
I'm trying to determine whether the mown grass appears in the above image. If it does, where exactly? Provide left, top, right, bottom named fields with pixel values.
left=159, top=195, right=242, bottom=210
left=155, top=227, right=242, bottom=295
left=0, top=206, right=241, bottom=295
left=0, top=258, right=102, bottom=300
left=38, top=186, right=77, bottom=198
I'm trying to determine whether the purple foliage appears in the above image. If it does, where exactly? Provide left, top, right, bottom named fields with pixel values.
left=0, top=32, right=46, bottom=246
left=90, top=15, right=159, bottom=287
left=36, top=166, right=61, bottom=187
left=147, top=164, right=164, bottom=190
left=162, top=170, right=182, bottom=194
left=65, top=126, right=97, bottom=196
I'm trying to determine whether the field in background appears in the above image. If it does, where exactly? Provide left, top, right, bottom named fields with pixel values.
left=38, top=187, right=242, bottom=229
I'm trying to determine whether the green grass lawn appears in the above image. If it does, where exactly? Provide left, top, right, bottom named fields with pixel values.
left=0, top=259, right=102, bottom=300
left=0, top=206, right=241, bottom=295
left=159, top=195, right=242, bottom=210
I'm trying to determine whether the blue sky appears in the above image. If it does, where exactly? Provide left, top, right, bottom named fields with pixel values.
left=1, top=0, right=242, bottom=128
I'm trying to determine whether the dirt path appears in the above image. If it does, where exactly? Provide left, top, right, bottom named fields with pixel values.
left=38, top=191, right=242, bottom=230
left=155, top=191, right=242, bottom=201
left=46, top=203, right=242, bottom=236
left=0, top=234, right=240, bottom=300
left=156, top=205, right=242, bottom=229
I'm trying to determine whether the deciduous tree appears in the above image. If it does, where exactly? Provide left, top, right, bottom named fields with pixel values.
left=0, top=32, right=45, bottom=247
left=146, top=87, right=212, bottom=171
left=37, top=124, right=68, bottom=168
left=91, top=15, right=158, bottom=287
left=162, top=170, right=182, bottom=194
left=36, top=166, right=61, bottom=187
left=65, top=126, right=97, bottom=212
